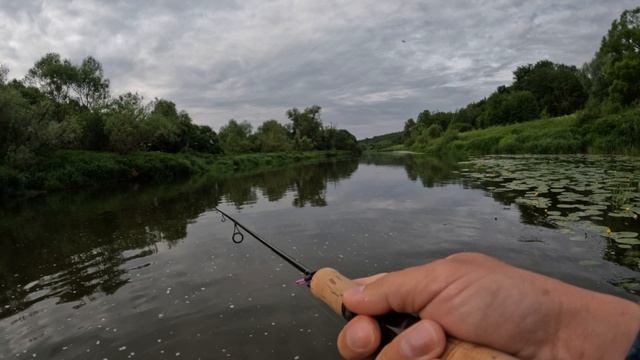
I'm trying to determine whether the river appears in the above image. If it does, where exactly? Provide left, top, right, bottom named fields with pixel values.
left=1, top=154, right=638, bottom=359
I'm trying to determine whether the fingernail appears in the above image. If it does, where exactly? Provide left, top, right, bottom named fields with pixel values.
left=400, top=321, right=437, bottom=358
left=346, top=323, right=374, bottom=351
left=343, top=285, right=365, bottom=300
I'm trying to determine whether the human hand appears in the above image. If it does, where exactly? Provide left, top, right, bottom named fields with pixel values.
left=336, top=252, right=640, bottom=360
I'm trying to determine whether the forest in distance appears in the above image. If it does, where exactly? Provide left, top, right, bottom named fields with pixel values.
left=360, top=7, right=640, bottom=155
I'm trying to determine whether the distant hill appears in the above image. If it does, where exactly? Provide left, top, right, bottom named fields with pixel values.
left=358, top=131, right=403, bottom=151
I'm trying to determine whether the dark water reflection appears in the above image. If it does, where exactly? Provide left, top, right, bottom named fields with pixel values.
left=0, top=155, right=638, bottom=359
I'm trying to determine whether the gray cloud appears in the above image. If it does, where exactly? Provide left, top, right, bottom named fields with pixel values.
left=0, top=0, right=636, bottom=138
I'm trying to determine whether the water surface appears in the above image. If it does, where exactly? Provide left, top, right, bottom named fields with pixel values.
left=1, top=155, right=638, bottom=359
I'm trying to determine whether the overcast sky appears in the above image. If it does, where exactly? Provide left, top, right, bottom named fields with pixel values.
left=0, top=1, right=636, bottom=138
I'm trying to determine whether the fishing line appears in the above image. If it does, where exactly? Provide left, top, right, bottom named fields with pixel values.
left=214, top=207, right=314, bottom=278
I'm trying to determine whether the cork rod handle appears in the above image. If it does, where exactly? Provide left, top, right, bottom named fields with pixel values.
left=309, top=267, right=517, bottom=360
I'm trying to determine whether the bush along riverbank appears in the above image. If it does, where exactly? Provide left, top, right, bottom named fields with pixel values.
left=0, top=150, right=353, bottom=198
left=418, top=106, right=640, bottom=156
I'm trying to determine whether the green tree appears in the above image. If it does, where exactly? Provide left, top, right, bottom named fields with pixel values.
left=188, top=125, right=221, bottom=154
left=104, top=93, right=147, bottom=153
left=0, top=64, right=8, bottom=85
left=606, top=55, right=640, bottom=105
left=140, top=98, right=197, bottom=153
left=255, top=119, right=291, bottom=152
left=513, top=60, right=587, bottom=116
left=71, top=56, right=110, bottom=110
left=218, top=119, right=253, bottom=154
left=287, top=105, right=323, bottom=150
left=332, top=129, right=359, bottom=152
left=483, top=90, right=539, bottom=126
left=25, top=53, right=76, bottom=104
left=402, top=118, right=416, bottom=144
left=587, top=7, right=640, bottom=105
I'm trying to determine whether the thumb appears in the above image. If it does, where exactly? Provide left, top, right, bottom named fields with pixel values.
left=377, top=319, right=446, bottom=360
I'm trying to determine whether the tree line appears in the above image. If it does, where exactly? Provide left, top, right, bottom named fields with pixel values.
left=401, top=7, right=640, bottom=148
left=0, top=54, right=358, bottom=169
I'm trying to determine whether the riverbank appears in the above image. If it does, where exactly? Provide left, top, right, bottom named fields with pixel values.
left=0, top=150, right=353, bottom=198
left=370, top=107, right=639, bottom=156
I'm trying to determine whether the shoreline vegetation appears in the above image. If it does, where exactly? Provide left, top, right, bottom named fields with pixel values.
left=0, top=150, right=353, bottom=198
left=1, top=53, right=358, bottom=199
left=360, top=7, right=640, bottom=157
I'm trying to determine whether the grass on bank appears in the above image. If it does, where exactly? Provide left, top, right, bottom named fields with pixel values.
left=0, top=150, right=350, bottom=198
left=414, top=107, right=640, bottom=156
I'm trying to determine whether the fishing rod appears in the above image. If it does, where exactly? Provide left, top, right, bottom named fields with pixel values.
left=214, top=207, right=514, bottom=360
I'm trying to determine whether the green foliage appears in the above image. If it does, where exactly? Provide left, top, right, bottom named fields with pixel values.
left=287, top=105, right=323, bottom=149
left=421, top=108, right=639, bottom=156
left=0, top=166, right=22, bottom=197
left=606, top=54, right=640, bottom=106
left=512, top=60, right=588, bottom=116
left=255, top=119, right=291, bottom=152
left=187, top=125, right=221, bottom=154
left=482, top=90, right=539, bottom=126
left=104, top=93, right=146, bottom=154
left=218, top=119, right=253, bottom=154
left=587, top=7, right=640, bottom=106
left=71, top=56, right=110, bottom=110
left=319, top=127, right=359, bottom=153
left=2, top=150, right=351, bottom=197
left=25, top=53, right=77, bottom=104
left=583, top=107, right=640, bottom=154
left=359, top=132, right=403, bottom=151
left=426, top=124, right=443, bottom=138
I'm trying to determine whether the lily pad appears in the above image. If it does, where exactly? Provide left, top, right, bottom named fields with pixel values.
left=613, top=237, right=640, bottom=245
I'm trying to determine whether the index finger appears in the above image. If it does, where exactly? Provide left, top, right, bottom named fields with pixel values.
left=353, top=272, right=388, bottom=286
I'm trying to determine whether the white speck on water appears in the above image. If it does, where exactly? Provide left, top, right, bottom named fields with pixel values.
left=62, top=346, right=68, bottom=351
left=118, top=346, right=127, bottom=351
left=264, top=332, right=268, bottom=336
left=200, top=287, right=205, bottom=291
left=228, top=304, right=235, bottom=309
left=281, top=284, right=286, bottom=288
left=271, top=322, right=276, bottom=326
left=158, top=313, right=165, bottom=319
left=175, top=352, right=181, bottom=356
left=221, top=349, right=226, bottom=353
left=96, top=340, right=101, bottom=345
left=160, top=350, right=165, bottom=354
left=166, top=288, right=172, bottom=295
left=294, top=356, right=300, bottom=359
left=157, top=339, right=162, bottom=343
left=290, top=293, right=295, bottom=297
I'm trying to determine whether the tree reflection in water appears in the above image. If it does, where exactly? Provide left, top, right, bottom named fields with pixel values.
left=0, top=158, right=358, bottom=319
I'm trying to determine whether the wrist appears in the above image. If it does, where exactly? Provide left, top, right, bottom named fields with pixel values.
left=556, top=287, right=640, bottom=359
